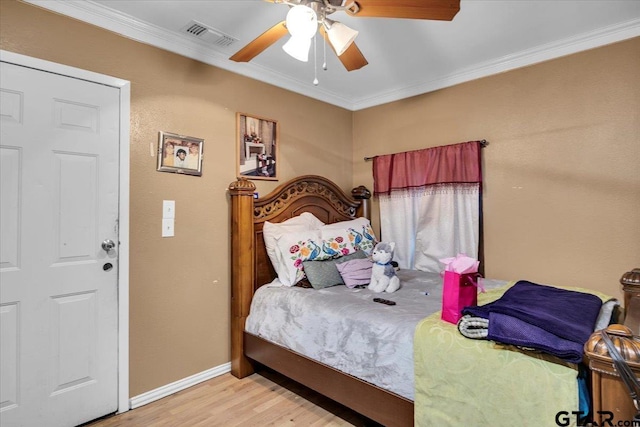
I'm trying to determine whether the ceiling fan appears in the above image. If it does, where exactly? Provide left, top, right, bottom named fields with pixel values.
left=230, top=0, right=460, bottom=72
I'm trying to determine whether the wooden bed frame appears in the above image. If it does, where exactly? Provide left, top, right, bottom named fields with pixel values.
left=228, top=175, right=413, bottom=427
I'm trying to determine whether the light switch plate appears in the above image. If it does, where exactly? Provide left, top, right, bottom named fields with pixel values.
left=162, top=218, right=175, bottom=237
left=163, top=200, right=175, bottom=219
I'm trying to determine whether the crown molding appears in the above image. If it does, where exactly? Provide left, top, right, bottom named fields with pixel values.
left=351, top=18, right=640, bottom=110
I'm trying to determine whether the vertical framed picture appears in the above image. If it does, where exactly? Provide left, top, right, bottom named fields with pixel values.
left=236, top=113, right=278, bottom=180
left=157, top=131, right=204, bottom=176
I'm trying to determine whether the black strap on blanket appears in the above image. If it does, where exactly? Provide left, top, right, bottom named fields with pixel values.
left=600, top=330, right=640, bottom=420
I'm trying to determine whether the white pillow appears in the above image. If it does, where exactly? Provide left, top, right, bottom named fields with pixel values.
left=263, top=213, right=324, bottom=285
left=320, top=217, right=377, bottom=255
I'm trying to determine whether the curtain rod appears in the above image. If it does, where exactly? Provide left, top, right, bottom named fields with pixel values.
left=363, top=139, right=488, bottom=161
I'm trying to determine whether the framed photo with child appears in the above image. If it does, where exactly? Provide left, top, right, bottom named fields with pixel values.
left=157, top=131, right=204, bottom=176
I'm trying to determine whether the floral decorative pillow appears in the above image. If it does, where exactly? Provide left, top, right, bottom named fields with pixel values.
left=321, top=217, right=377, bottom=255
left=263, top=213, right=324, bottom=284
left=318, top=235, right=351, bottom=258
left=346, top=223, right=377, bottom=254
left=273, top=230, right=322, bottom=286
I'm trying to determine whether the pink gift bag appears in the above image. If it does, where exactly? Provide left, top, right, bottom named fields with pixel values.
left=441, top=271, right=479, bottom=324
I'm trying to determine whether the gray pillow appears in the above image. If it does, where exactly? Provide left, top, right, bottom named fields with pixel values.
left=302, top=251, right=368, bottom=290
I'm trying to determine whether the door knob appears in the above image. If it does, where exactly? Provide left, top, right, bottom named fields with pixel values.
left=101, top=239, right=116, bottom=253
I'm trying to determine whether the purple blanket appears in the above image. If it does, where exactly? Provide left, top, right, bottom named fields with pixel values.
left=462, top=281, right=602, bottom=363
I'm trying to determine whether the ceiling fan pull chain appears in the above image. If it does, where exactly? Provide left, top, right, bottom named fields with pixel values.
left=313, top=33, right=319, bottom=86
left=323, top=33, right=327, bottom=71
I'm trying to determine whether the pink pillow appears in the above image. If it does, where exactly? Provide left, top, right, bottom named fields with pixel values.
left=336, top=258, right=373, bottom=288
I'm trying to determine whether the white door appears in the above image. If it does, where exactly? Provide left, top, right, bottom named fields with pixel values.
left=0, top=61, right=120, bottom=426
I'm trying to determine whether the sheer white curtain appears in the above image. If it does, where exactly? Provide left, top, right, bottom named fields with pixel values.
left=379, top=190, right=420, bottom=269
left=374, top=142, right=483, bottom=272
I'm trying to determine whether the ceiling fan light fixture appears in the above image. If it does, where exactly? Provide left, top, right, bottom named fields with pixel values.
left=283, top=35, right=311, bottom=62
left=285, top=5, right=318, bottom=39
left=325, top=20, right=358, bottom=56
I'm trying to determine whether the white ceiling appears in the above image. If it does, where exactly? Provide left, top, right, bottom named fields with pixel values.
left=26, top=0, right=640, bottom=110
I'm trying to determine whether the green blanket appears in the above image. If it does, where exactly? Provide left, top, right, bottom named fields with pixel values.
left=414, top=282, right=609, bottom=427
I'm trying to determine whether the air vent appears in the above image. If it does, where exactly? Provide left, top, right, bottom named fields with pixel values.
left=180, top=20, right=237, bottom=48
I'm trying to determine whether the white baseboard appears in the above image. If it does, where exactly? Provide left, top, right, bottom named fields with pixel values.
left=129, top=362, right=231, bottom=409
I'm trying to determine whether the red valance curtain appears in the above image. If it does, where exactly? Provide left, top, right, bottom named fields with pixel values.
left=373, top=141, right=483, bottom=195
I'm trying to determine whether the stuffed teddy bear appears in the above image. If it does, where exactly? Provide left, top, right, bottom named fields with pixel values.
left=368, top=242, right=400, bottom=293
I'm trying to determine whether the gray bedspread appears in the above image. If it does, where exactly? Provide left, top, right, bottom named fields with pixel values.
left=245, top=269, right=506, bottom=400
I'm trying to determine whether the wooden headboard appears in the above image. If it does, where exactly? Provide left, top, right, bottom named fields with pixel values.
left=228, top=175, right=371, bottom=377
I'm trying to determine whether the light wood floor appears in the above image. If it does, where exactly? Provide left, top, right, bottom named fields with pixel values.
left=85, top=370, right=381, bottom=427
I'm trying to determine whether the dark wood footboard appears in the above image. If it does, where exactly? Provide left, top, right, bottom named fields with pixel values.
left=245, top=332, right=413, bottom=427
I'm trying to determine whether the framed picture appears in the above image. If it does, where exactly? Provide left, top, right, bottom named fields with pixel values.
left=157, top=131, right=203, bottom=176
left=236, top=113, right=278, bottom=180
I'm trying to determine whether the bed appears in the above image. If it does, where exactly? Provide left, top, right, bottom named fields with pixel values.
left=228, top=175, right=616, bottom=427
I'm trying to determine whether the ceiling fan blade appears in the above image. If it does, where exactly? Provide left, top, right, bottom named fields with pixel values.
left=350, top=0, right=460, bottom=21
left=230, top=21, right=288, bottom=63
left=336, top=42, right=368, bottom=71
left=320, top=27, right=368, bottom=71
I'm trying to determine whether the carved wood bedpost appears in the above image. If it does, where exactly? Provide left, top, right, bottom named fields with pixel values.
left=351, top=185, right=371, bottom=220
left=621, top=268, right=640, bottom=335
left=229, top=177, right=256, bottom=378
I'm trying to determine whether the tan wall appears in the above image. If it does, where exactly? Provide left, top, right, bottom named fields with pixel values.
left=354, top=37, right=640, bottom=301
left=0, top=0, right=353, bottom=396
